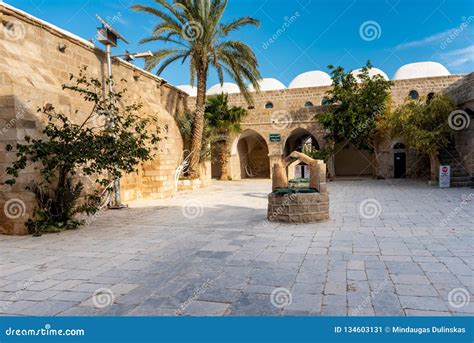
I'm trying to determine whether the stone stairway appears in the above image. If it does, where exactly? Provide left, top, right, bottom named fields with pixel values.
left=439, top=143, right=473, bottom=187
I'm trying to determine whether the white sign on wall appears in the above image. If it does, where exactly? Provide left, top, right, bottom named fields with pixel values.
left=439, top=165, right=451, bottom=188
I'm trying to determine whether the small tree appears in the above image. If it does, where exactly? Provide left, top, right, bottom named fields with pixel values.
left=318, top=61, right=393, bottom=151
left=388, top=94, right=455, bottom=181
left=205, top=93, right=247, bottom=180
left=4, top=68, right=160, bottom=235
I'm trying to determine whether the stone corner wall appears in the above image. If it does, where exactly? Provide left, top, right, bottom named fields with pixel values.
left=0, top=4, right=210, bottom=235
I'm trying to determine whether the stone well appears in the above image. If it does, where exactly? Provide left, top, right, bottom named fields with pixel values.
left=268, top=192, right=329, bottom=223
left=267, top=151, right=329, bottom=224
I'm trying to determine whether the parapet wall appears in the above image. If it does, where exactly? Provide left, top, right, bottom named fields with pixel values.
left=0, top=4, right=191, bottom=234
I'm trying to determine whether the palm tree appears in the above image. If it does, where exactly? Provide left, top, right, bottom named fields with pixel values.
left=132, top=0, right=261, bottom=178
left=205, top=93, right=246, bottom=180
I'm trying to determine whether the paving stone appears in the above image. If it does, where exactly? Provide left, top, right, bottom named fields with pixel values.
left=286, top=293, right=322, bottom=312
left=394, top=284, right=438, bottom=296
left=180, top=301, right=229, bottom=316
left=0, top=179, right=472, bottom=317
left=398, top=296, right=450, bottom=312
left=324, top=283, right=346, bottom=295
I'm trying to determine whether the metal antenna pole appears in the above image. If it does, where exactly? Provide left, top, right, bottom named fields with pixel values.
left=104, top=44, right=122, bottom=208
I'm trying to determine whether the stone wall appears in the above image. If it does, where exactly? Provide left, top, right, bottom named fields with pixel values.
left=446, top=73, right=474, bottom=177
left=192, top=74, right=471, bottom=180
left=0, top=4, right=202, bottom=234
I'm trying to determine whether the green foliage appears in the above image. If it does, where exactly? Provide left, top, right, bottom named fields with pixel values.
left=132, top=0, right=262, bottom=103
left=176, top=111, right=213, bottom=162
left=389, top=94, right=455, bottom=155
left=205, top=93, right=247, bottom=137
left=302, top=145, right=334, bottom=163
left=4, top=67, right=160, bottom=235
left=318, top=61, right=393, bottom=151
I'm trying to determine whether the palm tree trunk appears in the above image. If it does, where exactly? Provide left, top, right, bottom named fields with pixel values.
left=188, top=65, right=208, bottom=179
left=219, top=138, right=230, bottom=181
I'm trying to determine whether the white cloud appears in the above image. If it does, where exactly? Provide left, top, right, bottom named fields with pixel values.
left=441, top=45, right=474, bottom=67
left=395, top=29, right=454, bottom=50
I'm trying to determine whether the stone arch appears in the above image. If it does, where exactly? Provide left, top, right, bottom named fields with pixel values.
left=283, top=127, right=320, bottom=157
left=231, top=129, right=270, bottom=179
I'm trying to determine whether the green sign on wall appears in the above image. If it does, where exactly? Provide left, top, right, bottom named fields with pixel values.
left=269, top=133, right=281, bottom=142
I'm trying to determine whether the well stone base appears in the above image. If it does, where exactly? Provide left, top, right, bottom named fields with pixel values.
left=267, top=192, right=329, bottom=223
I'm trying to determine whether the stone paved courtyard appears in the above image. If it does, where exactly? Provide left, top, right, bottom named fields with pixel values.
left=0, top=179, right=473, bottom=316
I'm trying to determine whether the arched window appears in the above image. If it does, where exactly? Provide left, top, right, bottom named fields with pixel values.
left=321, top=97, right=331, bottom=106
left=408, top=90, right=419, bottom=100
left=265, top=102, right=274, bottom=109
left=304, top=101, right=314, bottom=107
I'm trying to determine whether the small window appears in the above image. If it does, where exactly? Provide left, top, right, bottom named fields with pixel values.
left=265, top=102, right=274, bottom=109
left=247, top=105, right=255, bottom=110
left=304, top=101, right=314, bottom=107
left=321, top=97, right=331, bottom=106
left=408, top=90, right=419, bottom=100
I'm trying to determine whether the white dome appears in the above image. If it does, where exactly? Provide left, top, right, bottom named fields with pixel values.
left=393, top=62, right=450, bottom=80
left=288, top=71, right=332, bottom=89
left=207, top=82, right=240, bottom=95
left=351, top=67, right=389, bottom=82
left=248, top=78, right=286, bottom=92
left=176, top=85, right=197, bottom=96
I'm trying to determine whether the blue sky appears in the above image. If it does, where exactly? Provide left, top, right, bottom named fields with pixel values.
left=5, top=0, right=474, bottom=87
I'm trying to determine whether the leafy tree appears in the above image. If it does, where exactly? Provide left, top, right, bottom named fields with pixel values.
left=205, top=93, right=247, bottom=180
left=4, top=68, right=160, bottom=235
left=302, top=145, right=334, bottom=163
left=388, top=94, right=455, bottom=181
left=318, top=61, right=393, bottom=151
left=132, top=0, right=262, bottom=178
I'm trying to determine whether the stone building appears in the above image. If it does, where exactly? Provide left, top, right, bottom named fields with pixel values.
left=182, top=66, right=473, bottom=183
left=0, top=3, right=472, bottom=235
left=0, top=3, right=210, bottom=234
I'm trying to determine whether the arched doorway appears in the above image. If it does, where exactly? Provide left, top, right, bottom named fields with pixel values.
left=393, top=142, right=406, bottom=178
left=284, top=128, right=320, bottom=157
left=236, top=130, right=270, bottom=178
left=284, top=128, right=320, bottom=180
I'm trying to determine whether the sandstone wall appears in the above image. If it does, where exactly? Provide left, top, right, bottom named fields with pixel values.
left=0, top=4, right=192, bottom=234
left=192, top=74, right=470, bottom=180
left=446, top=73, right=474, bottom=177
